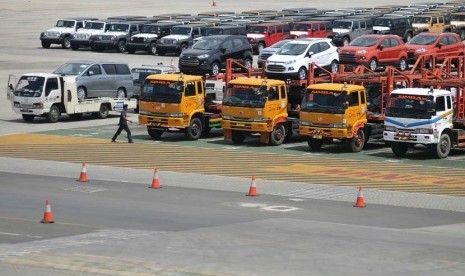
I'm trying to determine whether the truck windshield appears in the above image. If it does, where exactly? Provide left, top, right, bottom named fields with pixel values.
left=85, top=22, right=104, bottom=30
left=223, top=84, right=267, bottom=108
left=55, top=20, right=75, bottom=28
left=108, top=23, right=130, bottom=32
left=53, top=62, right=92, bottom=75
left=14, top=76, right=45, bottom=97
left=409, top=34, right=437, bottom=45
left=141, top=80, right=183, bottom=103
left=171, top=27, right=191, bottom=35
left=301, top=89, right=347, bottom=114
left=385, top=94, right=434, bottom=119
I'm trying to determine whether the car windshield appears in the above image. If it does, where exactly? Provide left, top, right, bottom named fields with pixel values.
left=205, top=28, right=224, bottom=35
left=142, top=25, right=162, bottom=34
left=409, top=34, right=437, bottom=45
left=248, top=26, right=267, bottom=34
left=223, top=84, right=268, bottom=108
left=385, top=94, right=435, bottom=119
left=350, top=36, right=379, bottom=47
left=14, top=76, right=45, bottom=97
left=293, top=24, right=311, bottom=31
left=413, top=16, right=430, bottom=23
left=84, top=22, right=104, bottom=30
left=141, top=80, right=183, bottom=103
left=276, top=43, right=308, bottom=55
left=301, top=89, right=347, bottom=114
left=374, top=19, right=393, bottom=27
left=333, top=21, right=352, bottom=29
left=269, top=40, right=290, bottom=48
left=53, top=62, right=92, bottom=75
left=55, top=20, right=75, bottom=28
left=171, top=27, right=191, bottom=35
left=192, top=38, right=222, bottom=50
left=108, top=23, right=130, bottom=32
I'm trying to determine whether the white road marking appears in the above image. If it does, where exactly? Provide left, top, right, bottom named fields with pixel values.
left=64, top=186, right=108, bottom=193
left=261, top=205, right=299, bottom=212
left=0, top=232, right=42, bottom=239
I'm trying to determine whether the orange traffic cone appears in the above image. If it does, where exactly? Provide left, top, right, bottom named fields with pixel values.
left=212, top=0, right=217, bottom=6
left=78, top=162, right=88, bottom=182
left=354, top=186, right=366, bottom=208
left=41, top=200, right=54, bottom=223
left=246, top=176, right=257, bottom=196
left=149, top=168, right=160, bottom=189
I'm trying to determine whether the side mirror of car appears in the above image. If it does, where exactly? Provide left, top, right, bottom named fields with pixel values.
left=88, top=70, right=94, bottom=76
left=221, top=47, right=227, bottom=53
left=307, top=51, right=314, bottom=57
left=378, top=44, right=385, bottom=50
left=437, top=43, right=443, bottom=49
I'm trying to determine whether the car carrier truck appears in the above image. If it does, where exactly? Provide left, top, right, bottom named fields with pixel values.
left=7, top=73, right=136, bottom=122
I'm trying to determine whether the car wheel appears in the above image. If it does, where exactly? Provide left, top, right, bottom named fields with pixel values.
left=297, top=67, right=307, bottom=80
left=185, top=117, right=202, bottom=140
left=257, top=42, right=265, bottom=54
left=150, top=43, right=157, bottom=55
left=330, top=60, right=338, bottom=73
left=147, top=127, right=163, bottom=139
left=343, top=37, right=350, bottom=46
left=47, top=105, right=60, bottom=123
left=77, top=86, right=87, bottom=101
left=61, top=36, right=71, bottom=49
left=117, top=40, right=126, bottom=53
left=399, top=58, right=407, bottom=71
left=41, top=41, right=51, bottom=49
left=116, top=88, right=126, bottom=99
left=368, top=58, right=378, bottom=71
left=405, top=33, right=413, bottom=42
left=210, top=62, right=220, bottom=75
left=269, top=124, right=286, bottom=146
left=243, top=57, right=253, bottom=68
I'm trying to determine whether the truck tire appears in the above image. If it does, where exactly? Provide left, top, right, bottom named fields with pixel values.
left=61, top=36, right=71, bottom=49
left=348, top=129, right=365, bottom=152
left=231, top=130, right=246, bottom=144
left=391, top=142, right=408, bottom=157
left=150, top=43, right=157, bottom=55
left=22, top=114, right=35, bottom=122
left=41, top=41, right=51, bottom=48
left=330, top=60, right=338, bottom=73
left=147, top=127, right=163, bottom=139
left=432, top=133, right=451, bottom=159
left=269, top=124, right=286, bottom=146
left=307, top=138, right=323, bottom=151
left=47, top=105, right=60, bottom=123
left=94, top=104, right=109, bottom=119
left=185, top=117, right=202, bottom=140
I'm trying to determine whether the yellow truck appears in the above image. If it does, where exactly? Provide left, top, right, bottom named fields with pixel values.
left=221, top=78, right=300, bottom=145
left=138, top=73, right=222, bottom=140
left=299, top=83, right=384, bottom=152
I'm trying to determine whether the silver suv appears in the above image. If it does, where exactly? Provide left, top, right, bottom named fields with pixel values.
left=53, top=61, right=134, bottom=100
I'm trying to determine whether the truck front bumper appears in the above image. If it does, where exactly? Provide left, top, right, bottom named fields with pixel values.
left=127, top=42, right=150, bottom=52
left=13, top=107, right=46, bottom=116
left=221, top=120, right=272, bottom=132
left=383, top=131, right=437, bottom=144
left=156, top=44, right=181, bottom=53
left=139, top=115, right=188, bottom=129
left=70, top=39, right=92, bottom=47
left=299, top=126, right=351, bottom=139
left=93, top=41, right=118, bottom=49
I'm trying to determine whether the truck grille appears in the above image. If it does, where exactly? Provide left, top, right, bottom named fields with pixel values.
left=266, top=64, right=286, bottom=72
left=340, top=53, right=356, bottom=62
left=132, top=37, right=145, bottom=43
left=46, top=31, right=60, bottom=37
left=396, top=128, right=415, bottom=134
left=180, top=57, right=200, bottom=66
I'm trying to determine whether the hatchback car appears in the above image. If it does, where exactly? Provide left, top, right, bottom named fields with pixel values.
left=338, top=34, right=408, bottom=71
left=179, top=35, right=253, bottom=75
left=265, top=38, right=339, bottom=80
left=406, top=32, right=465, bottom=65
left=257, top=39, right=292, bottom=68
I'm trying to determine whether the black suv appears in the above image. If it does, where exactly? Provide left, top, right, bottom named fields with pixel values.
left=179, top=35, right=253, bottom=75
left=126, top=22, right=178, bottom=55
left=373, top=16, right=413, bottom=42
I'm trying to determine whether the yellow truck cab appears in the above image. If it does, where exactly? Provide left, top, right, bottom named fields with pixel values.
left=221, top=78, right=299, bottom=145
left=299, top=83, right=370, bottom=152
left=138, top=73, right=222, bottom=140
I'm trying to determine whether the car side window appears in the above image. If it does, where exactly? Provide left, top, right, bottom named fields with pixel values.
left=448, top=35, right=459, bottom=44
left=222, top=39, right=233, bottom=51
left=390, top=38, right=399, bottom=47
left=381, top=38, right=390, bottom=47
left=268, top=26, right=276, bottom=34
left=102, top=64, right=116, bottom=74
left=192, top=28, right=199, bottom=36
left=280, top=86, right=286, bottom=99
left=446, top=95, right=452, bottom=109
left=115, top=64, right=130, bottom=75
left=321, top=23, right=326, bottom=31
left=360, top=90, right=366, bottom=104
left=277, top=25, right=283, bottom=33
left=196, top=81, right=203, bottom=95
left=309, top=43, right=319, bottom=54
left=185, top=82, right=196, bottom=97
left=439, top=17, right=444, bottom=24
left=349, top=92, right=359, bottom=106
left=233, top=38, right=243, bottom=48
left=360, top=21, right=366, bottom=29
left=432, top=17, right=438, bottom=24
left=130, top=25, right=138, bottom=32
left=76, top=22, right=83, bottom=29
left=319, top=42, right=330, bottom=51
left=440, top=36, right=448, bottom=45
left=312, top=24, right=319, bottom=31
left=88, top=64, right=102, bottom=75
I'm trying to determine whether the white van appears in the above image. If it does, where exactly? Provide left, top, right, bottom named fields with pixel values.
left=53, top=61, right=134, bottom=100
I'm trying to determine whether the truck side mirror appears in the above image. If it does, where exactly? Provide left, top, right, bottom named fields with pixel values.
left=9, top=83, right=14, bottom=93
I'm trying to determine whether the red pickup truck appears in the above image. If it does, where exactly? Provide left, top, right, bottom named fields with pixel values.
left=247, top=22, right=291, bottom=54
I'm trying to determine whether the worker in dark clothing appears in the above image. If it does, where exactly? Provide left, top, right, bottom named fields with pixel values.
left=111, top=104, right=133, bottom=143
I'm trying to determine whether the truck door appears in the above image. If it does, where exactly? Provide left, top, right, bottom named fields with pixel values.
left=435, top=95, right=450, bottom=127
left=346, top=90, right=362, bottom=127
left=265, top=85, right=282, bottom=121
left=430, top=17, right=441, bottom=32
left=43, top=77, right=61, bottom=111
left=182, top=81, right=201, bottom=118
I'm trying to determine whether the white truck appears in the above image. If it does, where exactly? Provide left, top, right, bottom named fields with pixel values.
left=7, top=73, right=136, bottom=123
left=383, top=87, right=465, bottom=158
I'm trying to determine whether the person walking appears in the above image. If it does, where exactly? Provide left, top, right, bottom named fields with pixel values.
left=112, top=104, right=133, bottom=143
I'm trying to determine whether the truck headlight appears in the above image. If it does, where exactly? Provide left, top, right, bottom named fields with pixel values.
left=139, top=110, right=149, bottom=115
left=32, top=103, right=43, bottom=109
left=385, top=125, right=397, bottom=132
left=417, top=128, right=433, bottom=134
left=222, top=115, right=233, bottom=120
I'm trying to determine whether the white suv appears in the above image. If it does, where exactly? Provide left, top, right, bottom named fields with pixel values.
left=265, top=38, right=339, bottom=80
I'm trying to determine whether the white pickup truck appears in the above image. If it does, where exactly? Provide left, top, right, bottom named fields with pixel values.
left=7, top=73, right=136, bottom=123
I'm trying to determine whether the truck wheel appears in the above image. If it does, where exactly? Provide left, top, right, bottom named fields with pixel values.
left=432, top=133, right=451, bottom=159
left=231, top=130, right=246, bottom=144
left=368, top=58, right=378, bottom=71
left=297, top=67, right=307, bottom=80
left=77, top=86, right=87, bottom=101
left=185, top=117, right=202, bottom=140
left=269, top=124, right=286, bottom=146
left=147, top=127, right=163, bottom=139
left=22, top=114, right=35, bottom=122
left=210, top=62, right=220, bottom=76
left=41, top=41, right=51, bottom=49
left=116, top=88, right=126, bottom=99
left=94, top=104, right=109, bottom=119
left=307, top=138, right=323, bottom=151
left=47, top=106, right=60, bottom=123
left=150, top=43, right=157, bottom=55
left=391, top=142, right=408, bottom=157
left=348, top=129, right=365, bottom=152
left=117, top=40, right=127, bottom=53
left=399, top=58, right=407, bottom=71
left=61, top=36, right=71, bottom=49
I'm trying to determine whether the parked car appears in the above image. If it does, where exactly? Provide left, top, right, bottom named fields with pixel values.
left=193, top=25, right=247, bottom=43
left=126, top=22, right=178, bottom=55
left=257, top=39, right=292, bottom=68
left=338, top=34, right=408, bottom=71
left=247, top=22, right=291, bottom=54
left=92, top=21, right=148, bottom=53
left=40, top=17, right=98, bottom=49
left=179, top=35, right=253, bottom=75
left=156, top=24, right=207, bottom=55
left=332, top=18, right=373, bottom=46
left=406, top=32, right=465, bottom=65
left=53, top=61, right=134, bottom=100
left=290, top=21, right=334, bottom=39
left=265, top=38, right=339, bottom=80
left=450, top=12, right=465, bottom=39
left=373, top=16, right=414, bottom=42
left=411, top=13, right=453, bottom=35
left=70, top=20, right=111, bottom=50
